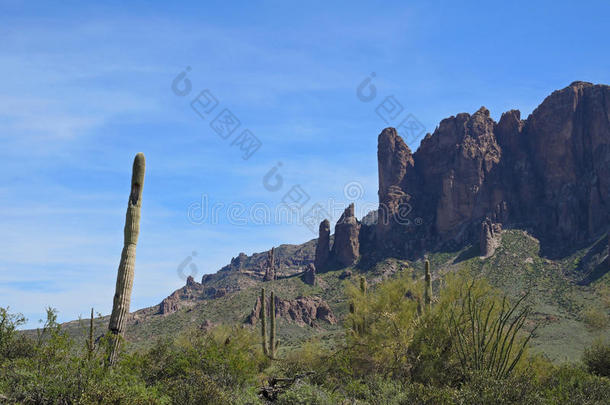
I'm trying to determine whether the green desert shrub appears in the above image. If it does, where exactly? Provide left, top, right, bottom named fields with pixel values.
left=582, top=307, right=609, bottom=330
left=275, top=381, right=341, bottom=405
left=582, top=338, right=610, bottom=377
left=0, top=307, right=33, bottom=362
left=539, top=363, right=610, bottom=404
left=455, top=371, right=542, bottom=405
left=344, top=269, right=535, bottom=383
left=343, top=376, right=454, bottom=405
left=131, top=325, right=265, bottom=403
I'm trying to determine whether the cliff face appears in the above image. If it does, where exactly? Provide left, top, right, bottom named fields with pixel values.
left=374, top=82, right=610, bottom=258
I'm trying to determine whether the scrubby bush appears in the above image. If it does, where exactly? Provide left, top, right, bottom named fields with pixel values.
left=539, top=364, right=610, bottom=404
left=1, top=270, right=609, bottom=405
left=130, top=325, right=265, bottom=404
left=582, top=338, right=610, bottom=377
left=276, top=381, right=341, bottom=405
left=583, top=307, right=609, bottom=329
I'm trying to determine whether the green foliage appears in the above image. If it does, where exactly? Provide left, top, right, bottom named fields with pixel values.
left=2, top=261, right=609, bottom=404
left=582, top=306, right=609, bottom=330
left=582, top=338, right=610, bottom=377
left=539, top=363, right=610, bottom=404
left=276, top=381, right=340, bottom=405
left=0, top=307, right=31, bottom=361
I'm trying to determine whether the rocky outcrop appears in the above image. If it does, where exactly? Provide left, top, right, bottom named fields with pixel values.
left=246, top=295, right=336, bottom=327
left=263, top=247, right=276, bottom=281
left=159, top=295, right=180, bottom=315
left=314, top=219, right=331, bottom=271
left=332, top=203, right=361, bottom=266
left=212, top=241, right=316, bottom=280
left=373, top=82, right=610, bottom=258
left=480, top=218, right=502, bottom=257
left=302, top=263, right=316, bottom=285
left=158, top=277, right=205, bottom=315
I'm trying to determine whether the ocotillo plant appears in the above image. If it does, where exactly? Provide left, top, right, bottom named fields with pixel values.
left=270, top=291, right=277, bottom=359
left=424, top=260, right=432, bottom=312
left=260, top=288, right=268, bottom=356
left=108, top=153, right=145, bottom=365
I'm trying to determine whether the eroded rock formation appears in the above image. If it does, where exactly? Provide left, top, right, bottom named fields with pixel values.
left=263, top=247, right=276, bottom=281
left=374, top=82, right=610, bottom=258
left=302, top=263, right=316, bottom=285
left=480, top=218, right=503, bottom=257
left=332, top=203, right=361, bottom=266
left=314, top=219, right=331, bottom=271
left=246, top=295, right=336, bottom=327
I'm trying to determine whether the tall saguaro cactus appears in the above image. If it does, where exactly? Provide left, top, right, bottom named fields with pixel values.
left=88, top=307, right=94, bottom=359
left=259, top=288, right=279, bottom=359
left=260, top=288, right=268, bottom=356
left=108, top=153, right=145, bottom=365
left=269, top=291, right=277, bottom=359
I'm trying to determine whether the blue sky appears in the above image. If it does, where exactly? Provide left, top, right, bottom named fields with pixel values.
left=1, top=0, right=608, bottom=328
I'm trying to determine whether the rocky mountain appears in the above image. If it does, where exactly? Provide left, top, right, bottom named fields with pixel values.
left=162, top=81, right=609, bottom=315
left=333, top=81, right=609, bottom=264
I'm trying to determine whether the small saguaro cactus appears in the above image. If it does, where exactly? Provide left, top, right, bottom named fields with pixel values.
left=351, top=276, right=368, bottom=335
left=359, top=276, right=367, bottom=295
left=108, top=153, right=145, bottom=365
left=260, top=288, right=268, bottom=356
left=259, top=288, right=279, bottom=359
left=88, top=307, right=94, bottom=358
left=270, top=291, right=277, bottom=359
left=423, top=259, right=432, bottom=312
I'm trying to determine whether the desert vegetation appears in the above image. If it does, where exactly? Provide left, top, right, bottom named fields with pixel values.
left=1, top=266, right=608, bottom=404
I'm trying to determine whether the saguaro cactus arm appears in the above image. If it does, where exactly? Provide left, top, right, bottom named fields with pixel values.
left=108, top=153, right=145, bottom=365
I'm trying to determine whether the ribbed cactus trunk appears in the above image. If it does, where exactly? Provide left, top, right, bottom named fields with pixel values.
left=260, top=288, right=268, bottom=356
left=108, top=153, right=145, bottom=365
left=88, top=307, right=94, bottom=359
left=424, top=260, right=432, bottom=312
left=269, top=291, right=276, bottom=359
